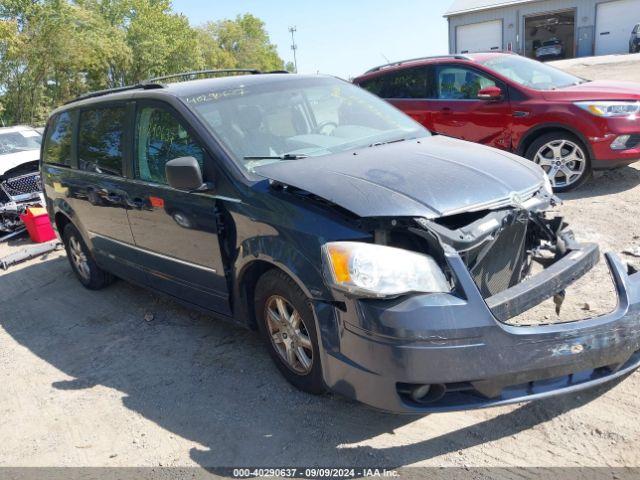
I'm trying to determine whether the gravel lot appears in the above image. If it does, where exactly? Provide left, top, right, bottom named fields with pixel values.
left=1, top=55, right=640, bottom=471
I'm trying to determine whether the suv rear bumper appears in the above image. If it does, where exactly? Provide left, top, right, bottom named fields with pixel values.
left=317, top=247, right=640, bottom=413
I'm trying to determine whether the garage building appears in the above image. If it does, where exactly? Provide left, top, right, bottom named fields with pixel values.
left=446, top=0, right=640, bottom=59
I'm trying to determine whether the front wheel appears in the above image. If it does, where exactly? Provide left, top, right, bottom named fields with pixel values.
left=254, top=270, right=326, bottom=394
left=525, top=132, right=591, bottom=192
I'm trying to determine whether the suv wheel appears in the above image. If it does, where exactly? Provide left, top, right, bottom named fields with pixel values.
left=254, top=269, right=326, bottom=394
left=62, top=224, right=114, bottom=290
left=525, top=132, right=591, bottom=192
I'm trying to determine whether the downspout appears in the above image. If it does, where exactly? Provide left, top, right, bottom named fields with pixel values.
left=516, top=9, right=521, bottom=54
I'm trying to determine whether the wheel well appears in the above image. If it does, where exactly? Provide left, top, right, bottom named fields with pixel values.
left=239, top=260, right=277, bottom=330
left=54, top=212, right=71, bottom=236
left=517, top=127, right=590, bottom=159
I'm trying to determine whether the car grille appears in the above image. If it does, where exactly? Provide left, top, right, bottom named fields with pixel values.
left=623, top=134, right=640, bottom=149
left=464, top=213, right=529, bottom=298
left=1, top=172, right=42, bottom=198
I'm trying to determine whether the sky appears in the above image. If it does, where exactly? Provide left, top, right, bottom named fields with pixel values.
left=171, top=0, right=452, bottom=79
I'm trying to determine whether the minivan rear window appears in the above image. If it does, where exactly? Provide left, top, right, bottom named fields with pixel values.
left=43, top=112, right=72, bottom=165
left=78, top=106, right=127, bottom=176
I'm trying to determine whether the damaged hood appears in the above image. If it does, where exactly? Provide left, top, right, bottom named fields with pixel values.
left=0, top=149, right=40, bottom=176
left=254, top=135, right=545, bottom=219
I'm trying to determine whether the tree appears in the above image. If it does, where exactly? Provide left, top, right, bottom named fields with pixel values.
left=0, top=3, right=287, bottom=125
left=120, top=0, right=204, bottom=83
left=197, top=14, right=284, bottom=72
left=0, top=0, right=129, bottom=124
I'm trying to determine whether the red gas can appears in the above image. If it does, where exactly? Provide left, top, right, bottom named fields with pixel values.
left=20, top=207, right=57, bottom=243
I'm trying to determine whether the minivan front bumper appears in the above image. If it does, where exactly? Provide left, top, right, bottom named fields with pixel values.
left=317, top=246, right=640, bottom=413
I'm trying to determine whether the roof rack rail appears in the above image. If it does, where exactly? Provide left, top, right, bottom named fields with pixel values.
left=64, top=83, right=164, bottom=105
left=63, top=68, right=288, bottom=106
left=145, top=69, right=262, bottom=84
left=365, top=54, right=472, bottom=74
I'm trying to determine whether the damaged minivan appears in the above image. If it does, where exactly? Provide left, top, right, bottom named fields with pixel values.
left=1, top=126, right=44, bottom=234
left=41, top=72, right=640, bottom=413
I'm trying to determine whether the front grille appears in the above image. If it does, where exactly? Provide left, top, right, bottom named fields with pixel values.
left=1, top=173, right=42, bottom=197
left=464, top=214, right=529, bottom=298
left=624, top=134, right=640, bottom=149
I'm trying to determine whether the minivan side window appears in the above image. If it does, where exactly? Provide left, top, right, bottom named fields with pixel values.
left=436, top=66, right=496, bottom=100
left=43, top=112, right=72, bottom=166
left=135, top=106, right=204, bottom=184
left=78, top=106, right=127, bottom=176
left=361, top=67, right=433, bottom=99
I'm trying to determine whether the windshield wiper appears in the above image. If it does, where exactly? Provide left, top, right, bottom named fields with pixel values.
left=369, top=137, right=409, bottom=148
left=243, top=153, right=309, bottom=160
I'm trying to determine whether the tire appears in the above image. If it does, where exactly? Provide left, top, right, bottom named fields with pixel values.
left=62, top=223, right=114, bottom=290
left=254, top=269, right=326, bottom=394
left=525, top=131, right=591, bottom=192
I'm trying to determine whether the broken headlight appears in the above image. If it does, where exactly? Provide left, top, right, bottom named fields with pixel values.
left=322, top=241, right=451, bottom=298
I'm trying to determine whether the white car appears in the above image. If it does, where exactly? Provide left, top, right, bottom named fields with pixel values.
left=535, top=39, right=564, bottom=60
left=0, top=125, right=44, bottom=233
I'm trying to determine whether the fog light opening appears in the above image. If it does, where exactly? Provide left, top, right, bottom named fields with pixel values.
left=611, top=135, right=631, bottom=150
left=410, top=383, right=446, bottom=404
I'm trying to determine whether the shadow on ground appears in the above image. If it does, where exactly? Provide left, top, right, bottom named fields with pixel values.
left=0, top=256, right=621, bottom=470
left=559, top=165, right=640, bottom=200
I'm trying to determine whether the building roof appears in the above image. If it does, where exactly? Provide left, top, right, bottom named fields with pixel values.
left=444, top=0, right=538, bottom=16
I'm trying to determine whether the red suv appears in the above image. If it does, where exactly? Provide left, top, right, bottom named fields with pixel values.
left=354, top=53, right=640, bottom=191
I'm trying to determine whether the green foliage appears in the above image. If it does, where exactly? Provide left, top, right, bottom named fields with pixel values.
left=196, top=14, right=284, bottom=72
left=0, top=2, right=285, bottom=125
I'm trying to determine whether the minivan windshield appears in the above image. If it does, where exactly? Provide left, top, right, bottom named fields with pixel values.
left=183, top=76, right=429, bottom=173
left=479, top=55, right=587, bottom=90
left=0, top=129, right=42, bottom=156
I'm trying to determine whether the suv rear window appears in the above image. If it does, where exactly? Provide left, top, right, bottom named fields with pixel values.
left=43, top=112, right=72, bottom=165
left=360, top=67, right=433, bottom=99
left=78, top=106, right=127, bottom=176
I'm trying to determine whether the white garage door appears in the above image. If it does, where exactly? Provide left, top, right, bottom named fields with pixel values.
left=595, top=0, right=640, bottom=55
left=456, top=20, right=502, bottom=54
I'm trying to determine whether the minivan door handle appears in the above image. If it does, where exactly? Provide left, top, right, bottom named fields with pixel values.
left=441, top=107, right=452, bottom=115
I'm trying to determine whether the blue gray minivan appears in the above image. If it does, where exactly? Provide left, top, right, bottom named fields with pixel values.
left=41, top=71, right=640, bottom=413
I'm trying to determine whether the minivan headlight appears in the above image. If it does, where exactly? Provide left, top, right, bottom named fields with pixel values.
left=575, top=101, right=640, bottom=118
left=322, top=241, right=451, bottom=298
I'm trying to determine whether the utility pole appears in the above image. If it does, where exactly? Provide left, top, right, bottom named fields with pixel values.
left=288, top=26, right=298, bottom=73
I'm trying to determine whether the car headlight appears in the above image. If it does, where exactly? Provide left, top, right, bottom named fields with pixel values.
left=322, top=241, right=451, bottom=298
left=575, top=101, right=640, bottom=118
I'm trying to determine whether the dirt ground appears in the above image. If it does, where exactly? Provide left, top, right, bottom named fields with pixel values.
left=1, top=55, right=640, bottom=471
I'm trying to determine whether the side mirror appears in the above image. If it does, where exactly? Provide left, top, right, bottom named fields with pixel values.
left=166, top=156, right=205, bottom=191
left=477, top=86, right=503, bottom=101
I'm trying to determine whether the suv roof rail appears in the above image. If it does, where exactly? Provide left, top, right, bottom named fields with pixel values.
left=364, top=54, right=472, bottom=74
left=145, top=69, right=262, bottom=84
left=64, top=83, right=165, bottom=105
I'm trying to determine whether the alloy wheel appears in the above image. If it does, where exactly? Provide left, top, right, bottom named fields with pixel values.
left=264, top=295, right=313, bottom=375
left=533, top=139, right=586, bottom=189
left=69, top=236, right=91, bottom=281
